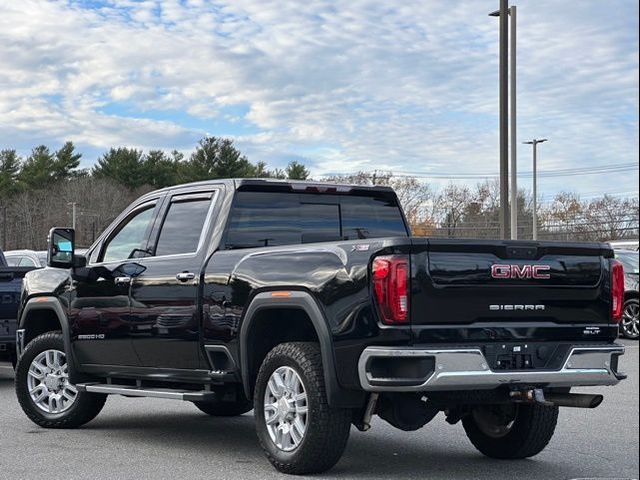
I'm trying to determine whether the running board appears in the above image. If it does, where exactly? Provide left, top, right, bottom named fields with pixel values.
left=76, top=383, right=216, bottom=401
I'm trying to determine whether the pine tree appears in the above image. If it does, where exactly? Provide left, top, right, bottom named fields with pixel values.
left=285, top=161, right=310, bottom=180
left=93, top=147, right=146, bottom=189
left=0, top=149, right=22, bottom=196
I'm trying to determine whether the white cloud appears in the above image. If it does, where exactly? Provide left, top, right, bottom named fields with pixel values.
left=0, top=0, right=637, bottom=197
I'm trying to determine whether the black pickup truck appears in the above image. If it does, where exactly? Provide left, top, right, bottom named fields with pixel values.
left=0, top=248, right=35, bottom=366
left=14, top=179, right=626, bottom=474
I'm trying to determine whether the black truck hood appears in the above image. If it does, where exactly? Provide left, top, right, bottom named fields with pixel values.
left=21, top=267, right=71, bottom=301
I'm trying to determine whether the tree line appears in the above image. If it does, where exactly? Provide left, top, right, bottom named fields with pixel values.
left=1, top=139, right=637, bottom=251
left=0, top=136, right=309, bottom=194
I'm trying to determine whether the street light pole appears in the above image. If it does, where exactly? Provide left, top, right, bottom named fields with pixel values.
left=523, top=139, right=548, bottom=240
left=490, top=0, right=510, bottom=240
left=509, top=5, right=517, bottom=239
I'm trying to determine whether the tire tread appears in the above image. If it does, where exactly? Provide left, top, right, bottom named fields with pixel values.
left=463, top=403, right=559, bottom=459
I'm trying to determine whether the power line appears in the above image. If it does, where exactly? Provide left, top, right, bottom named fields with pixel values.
left=321, top=162, right=638, bottom=180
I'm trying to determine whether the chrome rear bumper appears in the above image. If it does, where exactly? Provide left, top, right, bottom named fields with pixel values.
left=358, top=345, right=625, bottom=392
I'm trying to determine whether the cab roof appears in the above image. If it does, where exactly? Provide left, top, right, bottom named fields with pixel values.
left=147, top=177, right=396, bottom=197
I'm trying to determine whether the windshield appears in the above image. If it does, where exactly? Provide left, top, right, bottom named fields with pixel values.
left=615, top=251, right=639, bottom=274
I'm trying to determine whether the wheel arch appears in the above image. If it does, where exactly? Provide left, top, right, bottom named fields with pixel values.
left=239, top=290, right=363, bottom=408
left=18, top=297, right=79, bottom=382
left=624, top=291, right=639, bottom=301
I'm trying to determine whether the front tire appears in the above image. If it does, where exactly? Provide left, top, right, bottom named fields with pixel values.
left=620, top=298, right=639, bottom=340
left=254, top=342, right=352, bottom=475
left=15, top=332, right=107, bottom=428
left=463, top=403, right=559, bottom=459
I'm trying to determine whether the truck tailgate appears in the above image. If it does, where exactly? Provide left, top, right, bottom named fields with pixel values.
left=410, top=238, right=613, bottom=327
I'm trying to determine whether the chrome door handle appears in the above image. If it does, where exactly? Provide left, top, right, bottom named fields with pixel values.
left=176, top=272, right=195, bottom=282
left=114, top=276, right=131, bottom=285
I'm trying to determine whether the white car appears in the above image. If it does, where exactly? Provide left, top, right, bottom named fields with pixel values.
left=607, top=240, right=639, bottom=251
left=3, top=250, right=47, bottom=268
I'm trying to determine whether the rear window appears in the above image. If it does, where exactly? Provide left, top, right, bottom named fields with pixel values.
left=224, top=191, right=407, bottom=249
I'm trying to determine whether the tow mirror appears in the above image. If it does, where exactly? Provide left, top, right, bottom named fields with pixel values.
left=48, top=228, right=75, bottom=268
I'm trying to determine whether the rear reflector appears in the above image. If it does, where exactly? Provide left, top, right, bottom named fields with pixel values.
left=611, top=260, right=624, bottom=323
left=372, top=255, right=409, bottom=324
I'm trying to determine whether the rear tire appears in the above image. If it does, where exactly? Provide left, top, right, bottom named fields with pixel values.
left=462, top=403, right=558, bottom=459
left=15, top=332, right=107, bottom=428
left=192, top=386, right=253, bottom=416
left=254, top=342, right=352, bottom=475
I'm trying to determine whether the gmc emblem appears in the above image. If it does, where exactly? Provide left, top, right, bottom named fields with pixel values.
left=491, top=264, right=551, bottom=280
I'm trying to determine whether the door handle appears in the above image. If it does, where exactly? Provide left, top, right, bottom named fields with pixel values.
left=176, top=272, right=196, bottom=282
left=114, top=276, right=131, bottom=285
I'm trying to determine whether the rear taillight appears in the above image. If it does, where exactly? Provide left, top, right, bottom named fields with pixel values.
left=372, top=255, right=409, bottom=324
left=611, top=260, right=625, bottom=323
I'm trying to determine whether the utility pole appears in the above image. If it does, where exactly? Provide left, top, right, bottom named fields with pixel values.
left=68, top=202, right=77, bottom=230
left=509, top=5, right=517, bottom=239
left=490, top=0, right=510, bottom=240
left=523, top=139, right=548, bottom=240
left=1, top=206, right=6, bottom=249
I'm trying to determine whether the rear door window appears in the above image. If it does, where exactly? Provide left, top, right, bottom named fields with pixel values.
left=155, top=196, right=213, bottom=256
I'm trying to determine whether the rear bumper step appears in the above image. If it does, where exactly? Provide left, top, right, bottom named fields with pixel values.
left=358, top=345, right=625, bottom=392
left=76, top=383, right=217, bottom=401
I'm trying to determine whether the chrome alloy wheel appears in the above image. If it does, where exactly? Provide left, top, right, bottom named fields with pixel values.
left=263, top=366, right=308, bottom=452
left=27, top=349, right=78, bottom=414
left=621, top=301, right=639, bottom=339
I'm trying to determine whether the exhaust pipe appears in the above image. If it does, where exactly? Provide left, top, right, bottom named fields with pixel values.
left=545, top=393, right=604, bottom=409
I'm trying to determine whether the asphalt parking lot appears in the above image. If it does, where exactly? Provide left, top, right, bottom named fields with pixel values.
left=1, top=341, right=637, bottom=480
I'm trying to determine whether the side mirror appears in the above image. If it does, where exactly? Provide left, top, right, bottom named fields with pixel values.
left=48, top=228, right=75, bottom=268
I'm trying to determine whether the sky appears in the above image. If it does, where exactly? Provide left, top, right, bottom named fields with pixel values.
left=0, top=0, right=638, bottom=201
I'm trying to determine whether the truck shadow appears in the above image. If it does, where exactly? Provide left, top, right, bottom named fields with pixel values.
left=0, top=366, right=14, bottom=384
left=78, top=404, right=579, bottom=479
left=0, top=371, right=595, bottom=479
